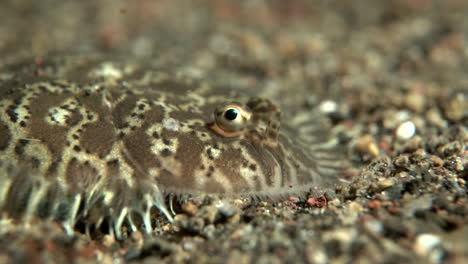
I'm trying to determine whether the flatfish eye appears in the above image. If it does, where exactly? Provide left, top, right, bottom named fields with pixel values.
left=210, top=103, right=252, bottom=137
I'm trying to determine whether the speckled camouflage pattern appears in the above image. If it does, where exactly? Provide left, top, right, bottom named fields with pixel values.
left=0, top=55, right=344, bottom=238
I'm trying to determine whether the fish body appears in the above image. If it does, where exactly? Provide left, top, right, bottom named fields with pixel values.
left=0, top=55, right=344, bottom=238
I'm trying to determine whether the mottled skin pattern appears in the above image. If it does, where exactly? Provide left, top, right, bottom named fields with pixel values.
left=0, top=55, right=343, bottom=238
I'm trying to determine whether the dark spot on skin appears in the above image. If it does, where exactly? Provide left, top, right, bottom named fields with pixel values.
left=73, top=145, right=81, bottom=152
left=152, top=132, right=160, bottom=139
left=64, top=115, right=72, bottom=125
left=13, top=98, right=22, bottom=105
left=163, top=138, right=172, bottom=145
left=19, top=121, right=27, bottom=127
left=209, top=165, right=215, bottom=172
left=161, top=148, right=172, bottom=157
left=249, top=164, right=257, bottom=171
left=131, top=126, right=137, bottom=131
left=294, top=162, right=301, bottom=169
left=131, top=113, right=137, bottom=117
left=29, top=157, right=40, bottom=169
left=72, top=134, right=79, bottom=139
left=6, top=105, right=18, bottom=122
left=200, top=165, right=205, bottom=170
left=206, top=148, right=214, bottom=160
left=118, top=132, right=125, bottom=138
left=107, top=159, right=119, bottom=165
left=0, top=122, right=11, bottom=151
left=66, top=141, right=71, bottom=146
left=46, top=161, right=60, bottom=175
left=138, top=104, right=145, bottom=110
left=14, top=139, right=29, bottom=155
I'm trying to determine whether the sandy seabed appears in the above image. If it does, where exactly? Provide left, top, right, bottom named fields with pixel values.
left=0, top=1, right=466, bottom=263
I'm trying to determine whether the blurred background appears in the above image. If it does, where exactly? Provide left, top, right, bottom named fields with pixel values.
left=1, top=0, right=467, bottom=111
left=2, top=0, right=467, bottom=59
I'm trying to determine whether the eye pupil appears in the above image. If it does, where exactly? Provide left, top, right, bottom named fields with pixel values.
left=224, top=109, right=238, bottom=121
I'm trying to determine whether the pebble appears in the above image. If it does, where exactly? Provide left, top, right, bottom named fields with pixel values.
left=102, top=234, right=116, bottom=248
left=393, top=155, right=410, bottom=168
left=355, top=134, right=380, bottom=158
left=182, top=241, right=195, bottom=251
left=374, top=178, right=395, bottom=192
left=396, top=121, right=416, bottom=140
left=414, top=233, right=445, bottom=263
left=188, top=217, right=205, bottom=233
left=322, top=228, right=357, bottom=249
left=199, top=204, right=218, bottom=224
left=306, top=247, right=328, bottom=264
left=202, top=224, right=216, bottom=239
left=444, top=91, right=467, bottom=121
left=444, top=156, right=464, bottom=172
left=318, top=100, right=338, bottom=114
left=181, top=201, right=198, bottom=216
left=91, top=63, right=123, bottom=79
left=307, top=195, right=327, bottom=208
left=216, top=200, right=241, bottom=223
left=405, top=91, right=425, bottom=112
left=438, top=141, right=463, bottom=157
left=342, top=202, right=364, bottom=225
left=426, top=108, right=447, bottom=128
left=429, top=156, right=444, bottom=167
left=287, top=196, right=300, bottom=204
left=367, top=200, right=382, bottom=209
left=363, top=219, right=383, bottom=235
